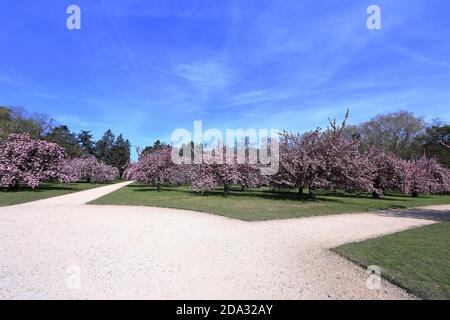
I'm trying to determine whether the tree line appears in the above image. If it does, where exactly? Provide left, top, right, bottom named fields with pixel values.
left=1, top=105, right=449, bottom=197
left=0, top=106, right=131, bottom=174
left=124, top=111, right=450, bottom=199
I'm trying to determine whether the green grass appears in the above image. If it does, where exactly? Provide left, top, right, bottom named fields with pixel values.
left=90, top=184, right=450, bottom=221
left=334, top=222, right=450, bottom=300
left=0, top=182, right=108, bottom=207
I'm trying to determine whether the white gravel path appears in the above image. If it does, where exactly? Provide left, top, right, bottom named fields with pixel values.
left=0, top=182, right=448, bottom=300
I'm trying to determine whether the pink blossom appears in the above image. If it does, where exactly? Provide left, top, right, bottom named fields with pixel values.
left=64, top=156, right=119, bottom=183
left=0, top=133, right=72, bottom=189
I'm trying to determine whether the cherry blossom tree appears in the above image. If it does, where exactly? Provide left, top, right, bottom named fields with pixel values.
left=400, top=157, right=433, bottom=197
left=64, top=156, right=119, bottom=183
left=427, top=157, right=450, bottom=195
left=320, top=111, right=374, bottom=194
left=0, top=133, right=72, bottom=189
left=400, top=156, right=450, bottom=197
left=237, top=163, right=263, bottom=190
left=272, top=129, right=326, bottom=199
left=190, top=163, right=217, bottom=195
left=272, top=112, right=373, bottom=199
left=365, top=147, right=405, bottom=198
left=124, top=147, right=177, bottom=191
left=190, top=144, right=245, bottom=195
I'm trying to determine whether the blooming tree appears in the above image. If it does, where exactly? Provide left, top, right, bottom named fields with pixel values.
left=272, top=129, right=326, bottom=199
left=272, top=112, right=374, bottom=199
left=64, top=156, right=119, bottom=183
left=124, top=147, right=177, bottom=191
left=237, top=163, right=263, bottom=190
left=320, top=111, right=374, bottom=194
left=190, top=163, right=217, bottom=195
left=190, top=161, right=242, bottom=195
left=427, top=157, right=450, bottom=194
left=399, top=156, right=450, bottom=197
left=365, top=146, right=405, bottom=198
left=0, top=133, right=72, bottom=189
left=189, top=144, right=248, bottom=195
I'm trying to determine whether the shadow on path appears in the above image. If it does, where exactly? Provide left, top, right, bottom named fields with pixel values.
left=377, top=208, right=450, bottom=222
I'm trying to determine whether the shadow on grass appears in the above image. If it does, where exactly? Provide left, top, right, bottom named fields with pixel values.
left=124, top=185, right=440, bottom=209
left=1, top=186, right=79, bottom=193
left=125, top=184, right=409, bottom=204
left=0, top=182, right=104, bottom=193
left=377, top=208, right=450, bottom=221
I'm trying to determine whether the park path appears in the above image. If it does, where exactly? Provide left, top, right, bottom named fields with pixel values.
left=0, top=182, right=449, bottom=300
left=19, top=181, right=134, bottom=206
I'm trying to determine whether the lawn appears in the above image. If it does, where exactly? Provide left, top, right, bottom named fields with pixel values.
left=90, top=184, right=450, bottom=221
left=334, top=222, right=450, bottom=300
left=0, top=182, right=108, bottom=207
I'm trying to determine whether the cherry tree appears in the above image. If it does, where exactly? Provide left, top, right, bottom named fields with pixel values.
left=320, top=111, right=374, bottom=194
left=64, top=156, right=119, bottom=183
left=272, top=129, right=326, bottom=199
left=0, top=133, right=72, bottom=189
left=427, top=158, right=450, bottom=195
left=124, top=147, right=177, bottom=191
left=237, top=163, right=263, bottom=190
left=365, top=147, right=405, bottom=198
left=400, top=156, right=450, bottom=197
left=190, top=163, right=217, bottom=195
left=401, top=157, right=432, bottom=197
left=190, top=144, right=244, bottom=195
left=272, top=112, right=373, bottom=199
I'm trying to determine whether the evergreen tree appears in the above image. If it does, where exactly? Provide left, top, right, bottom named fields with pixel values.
left=45, top=125, right=82, bottom=158
left=110, top=134, right=131, bottom=174
left=77, top=130, right=95, bottom=155
left=95, top=129, right=115, bottom=164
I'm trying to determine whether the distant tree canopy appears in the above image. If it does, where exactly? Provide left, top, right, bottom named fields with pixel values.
left=343, top=111, right=449, bottom=166
left=77, top=130, right=95, bottom=156
left=1, top=106, right=132, bottom=173
left=419, top=122, right=450, bottom=168
left=45, top=125, right=83, bottom=158
left=140, top=140, right=171, bottom=157
left=96, top=129, right=116, bottom=164
left=0, top=106, right=53, bottom=139
left=353, top=111, right=426, bottom=159
left=95, top=130, right=131, bottom=174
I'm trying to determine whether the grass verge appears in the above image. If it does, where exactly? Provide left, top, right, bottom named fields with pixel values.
left=90, top=184, right=450, bottom=221
left=334, top=222, right=450, bottom=300
left=0, top=182, right=108, bottom=207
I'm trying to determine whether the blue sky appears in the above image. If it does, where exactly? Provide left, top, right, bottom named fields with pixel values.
left=1, top=0, right=450, bottom=159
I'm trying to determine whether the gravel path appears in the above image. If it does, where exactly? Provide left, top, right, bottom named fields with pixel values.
left=0, top=182, right=448, bottom=300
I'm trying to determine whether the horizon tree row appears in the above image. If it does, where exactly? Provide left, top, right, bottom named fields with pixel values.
left=0, top=106, right=131, bottom=174
left=123, top=112, right=450, bottom=199
left=0, top=133, right=119, bottom=190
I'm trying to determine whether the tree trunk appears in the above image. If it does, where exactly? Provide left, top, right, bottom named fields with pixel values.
left=308, top=184, right=316, bottom=200
left=412, top=191, right=419, bottom=198
left=224, top=184, right=230, bottom=195
left=372, top=190, right=381, bottom=199
left=156, top=183, right=161, bottom=192
left=241, top=185, right=245, bottom=192
left=8, top=181, right=20, bottom=191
